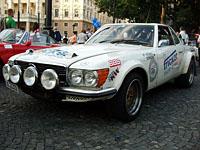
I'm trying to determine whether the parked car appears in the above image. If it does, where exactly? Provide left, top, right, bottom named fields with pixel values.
left=0, top=28, right=59, bottom=79
left=3, top=23, right=197, bottom=121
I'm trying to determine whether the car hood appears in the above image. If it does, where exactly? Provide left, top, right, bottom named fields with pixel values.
left=13, top=44, right=151, bottom=67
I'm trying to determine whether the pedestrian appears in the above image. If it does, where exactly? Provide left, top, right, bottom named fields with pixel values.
left=53, top=27, right=62, bottom=42
left=179, top=26, right=189, bottom=45
left=77, top=29, right=88, bottom=44
left=32, top=22, right=40, bottom=33
left=69, top=31, right=77, bottom=44
left=86, top=28, right=92, bottom=39
left=0, top=8, right=16, bottom=31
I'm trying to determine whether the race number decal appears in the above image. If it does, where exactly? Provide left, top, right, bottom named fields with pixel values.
left=108, top=59, right=121, bottom=67
left=4, top=44, right=13, bottom=49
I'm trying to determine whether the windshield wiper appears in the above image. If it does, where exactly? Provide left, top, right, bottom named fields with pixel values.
left=110, top=39, right=151, bottom=46
left=98, top=40, right=111, bottom=43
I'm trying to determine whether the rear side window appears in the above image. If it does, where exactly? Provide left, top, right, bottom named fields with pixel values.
left=158, top=26, right=174, bottom=46
left=169, top=27, right=180, bottom=45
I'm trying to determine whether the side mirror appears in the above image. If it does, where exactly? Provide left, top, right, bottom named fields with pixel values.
left=158, top=39, right=169, bottom=47
left=25, top=40, right=31, bottom=46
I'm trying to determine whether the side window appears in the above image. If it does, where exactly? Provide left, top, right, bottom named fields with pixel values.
left=20, top=32, right=29, bottom=44
left=169, top=27, right=180, bottom=45
left=158, top=26, right=174, bottom=46
left=31, top=33, right=48, bottom=46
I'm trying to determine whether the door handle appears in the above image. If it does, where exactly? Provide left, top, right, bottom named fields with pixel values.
left=179, top=51, right=183, bottom=54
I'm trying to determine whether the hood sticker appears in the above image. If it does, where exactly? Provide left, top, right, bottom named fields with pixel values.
left=43, top=49, right=71, bottom=58
left=108, top=59, right=121, bottom=67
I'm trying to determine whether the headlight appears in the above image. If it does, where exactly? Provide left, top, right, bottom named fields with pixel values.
left=68, top=69, right=109, bottom=87
left=2, top=64, right=10, bottom=81
left=41, top=69, right=58, bottom=90
left=23, top=66, right=38, bottom=86
left=10, top=65, right=21, bottom=83
left=69, top=70, right=83, bottom=86
left=84, top=71, right=98, bottom=87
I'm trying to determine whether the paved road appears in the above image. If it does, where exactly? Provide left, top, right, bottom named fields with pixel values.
left=0, top=69, right=200, bottom=150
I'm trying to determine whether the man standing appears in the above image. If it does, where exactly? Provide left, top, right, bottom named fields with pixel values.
left=77, top=29, right=88, bottom=44
left=5, top=9, right=16, bottom=29
left=179, top=26, right=189, bottom=45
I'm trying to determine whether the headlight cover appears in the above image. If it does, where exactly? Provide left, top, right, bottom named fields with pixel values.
left=41, top=69, right=58, bottom=90
left=68, top=70, right=83, bottom=86
left=10, top=65, right=21, bottom=83
left=2, top=64, right=10, bottom=81
left=23, top=66, right=38, bottom=86
left=84, top=71, right=98, bottom=87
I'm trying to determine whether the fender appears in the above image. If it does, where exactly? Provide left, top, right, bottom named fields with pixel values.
left=113, top=59, right=149, bottom=91
left=182, top=51, right=195, bottom=74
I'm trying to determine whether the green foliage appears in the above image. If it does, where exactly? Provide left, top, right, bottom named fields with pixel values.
left=95, top=0, right=200, bottom=30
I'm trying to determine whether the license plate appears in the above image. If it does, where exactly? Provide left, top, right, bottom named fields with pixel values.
left=6, top=81, right=19, bottom=93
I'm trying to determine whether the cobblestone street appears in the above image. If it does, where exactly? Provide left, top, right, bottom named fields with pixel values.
left=0, top=69, right=200, bottom=150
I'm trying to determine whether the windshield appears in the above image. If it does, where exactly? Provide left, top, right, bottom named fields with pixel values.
left=0, top=29, right=24, bottom=43
left=87, top=24, right=154, bottom=47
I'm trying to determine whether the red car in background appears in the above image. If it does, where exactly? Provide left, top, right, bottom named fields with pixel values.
left=0, top=28, right=59, bottom=79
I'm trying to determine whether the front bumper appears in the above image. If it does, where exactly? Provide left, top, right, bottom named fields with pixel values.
left=58, top=87, right=117, bottom=102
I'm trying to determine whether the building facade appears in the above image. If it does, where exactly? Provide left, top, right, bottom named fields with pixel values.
left=52, top=0, right=113, bottom=36
left=1, top=0, right=113, bottom=36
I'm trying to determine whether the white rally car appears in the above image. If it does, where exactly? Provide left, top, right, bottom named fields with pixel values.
left=2, top=23, right=197, bottom=121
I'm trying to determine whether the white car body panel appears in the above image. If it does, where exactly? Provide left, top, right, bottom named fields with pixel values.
left=7, top=23, right=197, bottom=102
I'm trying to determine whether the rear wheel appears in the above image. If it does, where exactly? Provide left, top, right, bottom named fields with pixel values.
left=175, top=59, right=195, bottom=88
left=110, top=72, right=144, bottom=122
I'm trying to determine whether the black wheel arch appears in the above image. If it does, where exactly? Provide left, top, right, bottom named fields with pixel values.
left=126, top=67, right=148, bottom=92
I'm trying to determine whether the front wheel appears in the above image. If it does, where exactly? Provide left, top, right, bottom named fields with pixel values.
left=110, top=72, right=144, bottom=122
left=175, top=59, right=195, bottom=88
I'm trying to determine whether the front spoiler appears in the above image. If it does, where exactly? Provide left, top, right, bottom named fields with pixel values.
left=58, top=87, right=117, bottom=102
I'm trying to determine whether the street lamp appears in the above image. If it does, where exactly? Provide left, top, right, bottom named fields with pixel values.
left=38, top=0, right=40, bottom=24
left=17, top=0, right=20, bottom=28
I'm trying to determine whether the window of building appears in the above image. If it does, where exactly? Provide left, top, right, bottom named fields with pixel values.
left=74, top=23, right=78, bottom=27
left=64, top=23, right=68, bottom=26
left=74, top=9, right=79, bottom=17
left=55, top=9, right=59, bottom=17
left=64, top=9, right=69, bottom=17
left=55, top=23, right=58, bottom=26
left=83, top=9, right=86, bottom=18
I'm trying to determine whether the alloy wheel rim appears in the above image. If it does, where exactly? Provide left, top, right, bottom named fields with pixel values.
left=125, top=79, right=142, bottom=116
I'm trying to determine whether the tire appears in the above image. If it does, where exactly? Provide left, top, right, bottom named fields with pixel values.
left=175, top=59, right=195, bottom=88
left=109, top=72, right=144, bottom=122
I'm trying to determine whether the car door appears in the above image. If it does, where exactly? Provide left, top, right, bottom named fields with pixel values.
left=156, top=25, right=182, bottom=85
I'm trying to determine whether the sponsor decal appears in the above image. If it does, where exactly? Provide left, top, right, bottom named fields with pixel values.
left=4, top=44, right=13, bottom=49
left=164, top=50, right=178, bottom=75
left=108, top=68, right=119, bottom=81
left=43, top=49, right=69, bottom=58
left=108, top=59, right=121, bottom=67
left=149, top=58, right=158, bottom=82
